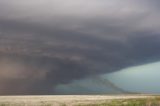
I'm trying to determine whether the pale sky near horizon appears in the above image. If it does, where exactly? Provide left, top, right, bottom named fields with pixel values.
left=55, top=61, right=160, bottom=94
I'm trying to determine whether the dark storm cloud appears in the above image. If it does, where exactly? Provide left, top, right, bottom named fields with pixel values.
left=0, top=0, right=160, bottom=94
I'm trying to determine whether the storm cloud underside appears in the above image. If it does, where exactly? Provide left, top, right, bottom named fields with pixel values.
left=0, top=0, right=160, bottom=94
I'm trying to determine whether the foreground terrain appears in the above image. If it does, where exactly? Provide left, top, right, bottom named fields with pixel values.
left=0, top=95, right=159, bottom=106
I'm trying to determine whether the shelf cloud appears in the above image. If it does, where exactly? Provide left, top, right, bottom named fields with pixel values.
left=0, top=0, right=160, bottom=94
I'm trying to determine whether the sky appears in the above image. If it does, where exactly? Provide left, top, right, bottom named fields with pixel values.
left=0, top=0, right=160, bottom=94
left=55, top=61, right=160, bottom=94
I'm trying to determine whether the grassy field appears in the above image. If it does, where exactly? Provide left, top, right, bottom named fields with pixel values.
left=0, top=95, right=158, bottom=106
left=76, top=97, right=160, bottom=106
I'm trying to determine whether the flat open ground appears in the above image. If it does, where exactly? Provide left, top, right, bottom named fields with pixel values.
left=0, top=95, right=156, bottom=106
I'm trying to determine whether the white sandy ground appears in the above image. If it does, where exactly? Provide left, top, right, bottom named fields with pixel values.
left=0, top=95, right=155, bottom=106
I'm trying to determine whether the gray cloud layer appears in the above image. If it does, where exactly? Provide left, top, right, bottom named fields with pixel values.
left=0, top=0, right=160, bottom=94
